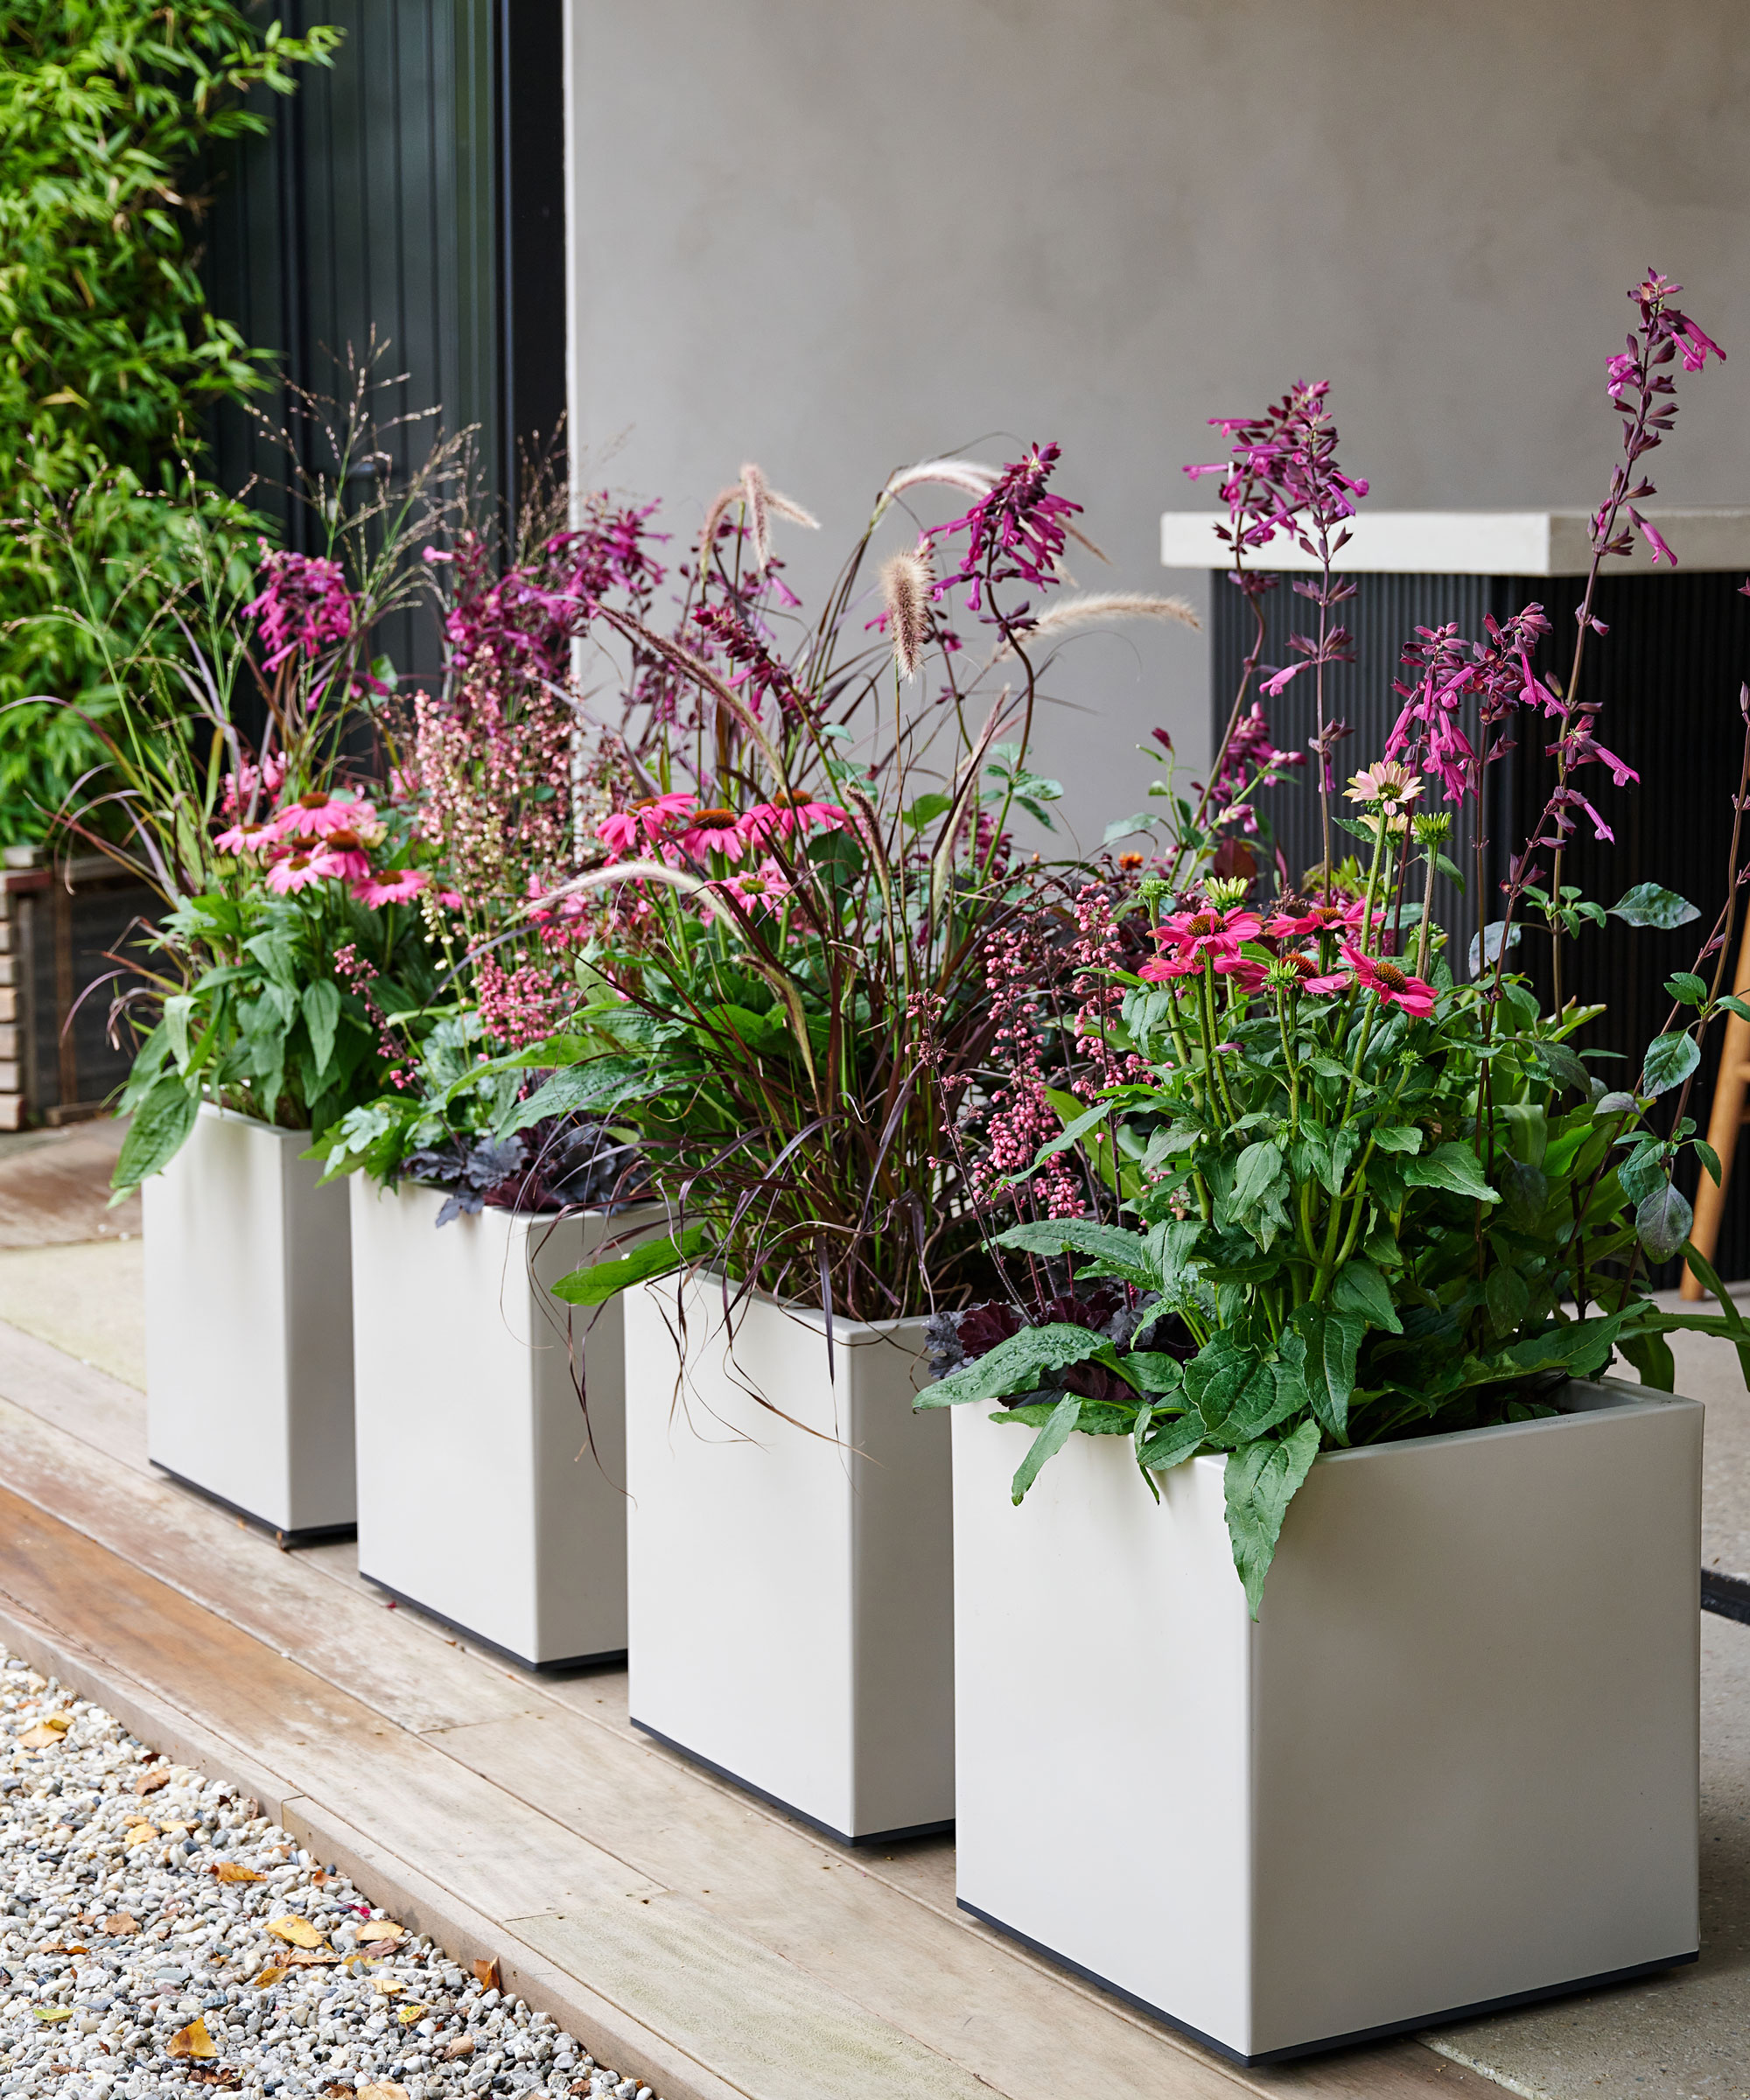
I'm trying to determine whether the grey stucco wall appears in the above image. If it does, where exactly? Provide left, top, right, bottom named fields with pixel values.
left=564, top=0, right=1750, bottom=848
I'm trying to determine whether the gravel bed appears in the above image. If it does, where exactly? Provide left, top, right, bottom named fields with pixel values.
left=0, top=1654, right=660, bottom=2100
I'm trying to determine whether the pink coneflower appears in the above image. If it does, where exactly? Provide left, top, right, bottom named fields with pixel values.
left=352, top=868, right=430, bottom=908
left=266, top=852, right=327, bottom=895
left=1212, top=954, right=1269, bottom=994
left=1138, top=950, right=1203, bottom=984
left=679, top=807, right=747, bottom=861
left=722, top=860, right=795, bottom=911
left=1345, top=761, right=1423, bottom=808
left=271, top=790, right=379, bottom=840
left=1265, top=899, right=1364, bottom=941
left=1344, top=945, right=1438, bottom=1018
left=739, top=793, right=850, bottom=845
left=214, top=818, right=276, bottom=855
left=307, top=827, right=373, bottom=883
left=596, top=792, right=696, bottom=858
left=1279, top=950, right=1351, bottom=995
left=1156, top=905, right=1262, bottom=962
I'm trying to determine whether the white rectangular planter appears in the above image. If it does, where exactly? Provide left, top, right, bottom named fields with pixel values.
left=350, top=1180, right=657, bottom=1670
left=624, top=1274, right=954, bottom=1844
left=952, top=1379, right=1702, bottom=2065
left=143, top=1102, right=354, bottom=1540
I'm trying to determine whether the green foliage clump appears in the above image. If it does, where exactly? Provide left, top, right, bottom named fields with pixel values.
left=0, top=1, right=339, bottom=844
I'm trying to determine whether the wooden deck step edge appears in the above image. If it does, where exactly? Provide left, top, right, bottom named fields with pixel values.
left=0, top=1586, right=748, bottom=2100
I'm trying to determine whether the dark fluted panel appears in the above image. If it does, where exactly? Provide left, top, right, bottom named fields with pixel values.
left=1214, top=565, right=1750, bottom=1280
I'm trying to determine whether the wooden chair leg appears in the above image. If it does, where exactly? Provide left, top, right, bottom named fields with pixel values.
left=1684, top=920, right=1750, bottom=1298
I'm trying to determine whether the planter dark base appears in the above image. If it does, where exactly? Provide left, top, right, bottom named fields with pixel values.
left=357, top=1574, right=626, bottom=1676
left=1702, top=1567, right=1750, bottom=1624
left=630, top=1718, right=954, bottom=1850
left=956, top=1900, right=1698, bottom=2066
left=152, top=1466, right=356, bottom=1552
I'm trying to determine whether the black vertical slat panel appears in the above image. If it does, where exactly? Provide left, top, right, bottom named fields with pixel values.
left=1502, top=570, right=1750, bottom=1282
left=203, top=0, right=507, bottom=692
left=1211, top=572, right=1493, bottom=961
left=500, top=0, right=569, bottom=498
left=1214, top=565, right=1750, bottom=1280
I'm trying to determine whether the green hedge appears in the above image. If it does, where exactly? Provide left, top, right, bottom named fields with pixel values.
left=0, top=2, right=339, bottom=845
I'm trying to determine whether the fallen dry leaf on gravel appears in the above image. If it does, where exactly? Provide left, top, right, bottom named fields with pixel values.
left=395, top=2006, right=425, bottom=2027
left=102, top=1914, right=136, bottom=1936
left=266, top=1916, right=326, bottom=1950
left=472, top=1957, right=500, bottom=1991
left=354, top=1920, right=403, bottom=1945
left=442, top=2038, right=473, bottom=2061
left=359, top=2083, right=408, bottom=2100
left=215, top=1863, right=265, bottom=1885
left=283, top=1948, right=340, bottom=1968
left=35, top=2007, right=71, bottom=2026
left=134, top=1765, right=172, bottom=1796
left=19, top=1719, right=68, bottom=1748
left=124, top=1825, right=158, bottom=1848
left=251, top=1967, right=288, bottom=1990
left=167, top=2018, right=218, bottom=2061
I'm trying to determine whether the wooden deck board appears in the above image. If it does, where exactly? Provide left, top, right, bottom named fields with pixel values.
left=0, top=1319, right=1509, bottom=2100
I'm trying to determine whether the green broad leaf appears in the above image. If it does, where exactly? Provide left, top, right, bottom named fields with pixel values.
left=1617, top=1327, right=1676, bottom=1393
left=1615, top=1144, right=1668, bottom=1206
left=1483, top=1264, right=1530, bottom=1334
left=993, top=1218, right=1155, bottom=1288
left=1102, top=811, right=1158, bottom=844
left=495, top=1057, right=648, bottom=1140
left=1529, top=1040, right=1590, bottom=1096
left=1137, top=1412, right=1208, bottom=1474
left=1433, top=851, right=1467, bottom=893
left=1223, top=1339, right=1309, bottom=1445
left=164, top=992, right=194, bottom=1071
left=1666, top=971, right=1710, bottom=1007
left=903, top=792, right=953, bottom=830
left=1122, top=1351, right=1185, bottom=1395
left=111, top=1076, right=198, bottom=1194
left=1636, top=1182, right=1694, bottom=1264
left=919, top=1323, right=1127, bottom=1409
left=1467, top=920, right=1521, bottom=978
left=1721, top=996, right=1750, bottom=1026
left=550, top=1225, right=707, bottom=1307
left=1610, top=882, right=1699, bottom=931
left=1291, top=1303, right=1365, bottom=1440
left=1370, top=1124, right=1424, bottom=1155
left=1642, top=1032, right=1700, bottom=1098
left=1223, top=1419, right=1322, bottom=1619
left=1224, top=1138, right=1289, bottom=1250
left=1011, top=1395, right=1082, bottom=1504
left=1696, top=1138, right=1724, bottom=1188
left=1402, top=1140, right=1498, bottom=1203
left=1131, top=1403, right=1160, bottom=1500
left=302, top=978, right=340, bottom=1080
left=1595, top=1090, right=1640, bottom=1116
left=1182, top=1333, right=1264, bottom=1434
left=1330, top=1258, right=1402, bottom=1334
left=1493, top=1313, right=1631, bottom=1382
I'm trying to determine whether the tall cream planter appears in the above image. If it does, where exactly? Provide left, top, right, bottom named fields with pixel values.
left=144, top=1102, right=354, bottom=1542
left=951, top=1378, right=1703, bottom=2064
left=350, top=1180, right=656, bottom=1670
left=624, top=1273, right=953, bottom=1844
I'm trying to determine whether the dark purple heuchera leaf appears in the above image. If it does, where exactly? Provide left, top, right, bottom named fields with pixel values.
left=407, top=1116, right=647, bottom=1226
